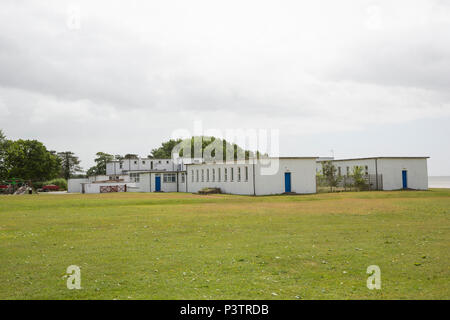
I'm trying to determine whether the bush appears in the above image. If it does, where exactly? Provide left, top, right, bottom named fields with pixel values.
left=33, top=181, right=45, bottom=189
left=43, top=178, right=68, bottom=190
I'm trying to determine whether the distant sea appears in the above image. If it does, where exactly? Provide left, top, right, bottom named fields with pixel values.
left=428, top=176, right=450, bottom=188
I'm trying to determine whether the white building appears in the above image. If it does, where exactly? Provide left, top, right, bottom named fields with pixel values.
left=316, top=157, right=429, bottom=190
left=138, top=171, right=187, bottom=193
left=185, top=157, right=317, bottom=195
left=106, top=157, right=201, bottom=181
left=68, top=155, right=429, bottom=194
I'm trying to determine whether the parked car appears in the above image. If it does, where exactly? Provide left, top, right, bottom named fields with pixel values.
left=42, top=184, right=60, bottom=192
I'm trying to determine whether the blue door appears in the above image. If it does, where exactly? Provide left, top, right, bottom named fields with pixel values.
left=402, top=170, right=407, bottom=189
left=155, top=176, right=161, bottom=192
left=284, top=172, right=291, bottom=193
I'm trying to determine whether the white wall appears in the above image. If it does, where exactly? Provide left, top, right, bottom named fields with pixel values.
left=68, top=178, right=89, bottom=193
left=83, top=182, right=133, bottom=194
left=186, top=158, right=317, bottom=195
left=318, top=158, right=429, bottom=190
left=106, top=158, right=177, bottom=175
left=255, top=159, right=317, bottom=195
left=138, top=172, right=186, bottom=192
left=379, top=158, right=428, bottom=190
left=187, top=162, right=255, bottom=195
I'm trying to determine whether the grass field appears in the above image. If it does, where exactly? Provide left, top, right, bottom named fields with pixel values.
left=0, top=189, right=449, bottom=300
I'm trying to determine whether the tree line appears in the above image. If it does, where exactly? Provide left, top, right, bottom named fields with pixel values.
left=0, top=130, right=82, bottom=182
left=1, top=131, right=264, bottom=182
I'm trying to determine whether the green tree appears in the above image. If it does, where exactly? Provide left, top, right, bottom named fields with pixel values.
left=57, top=151, right=82, bottom=180
left=321, top=161, right=342, bottom=192
left=149, top=139, right=183, bottom=158
left=149, top=136, right=262, bottom=160
left=0, top=130, right=9, bottom=180
left=351, top=166, right=367, bottom=191
left=86, top=152, right=114, bottom=176
left=4, top=139, right=61, bottom=181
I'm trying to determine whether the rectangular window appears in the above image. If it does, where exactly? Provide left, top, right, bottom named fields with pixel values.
left=238, top=167, right=241, bottom=182
left=196, top=170, right=199, bottom=182
left=365, top=165, right=369, bottom=175
left=191, top=170, right=194, bottom=182
left=151, top=162, right=153, bottom=169
left=224, top=168, right=228, bottom=181
left=130, top=173, right=140, bottom=183
left=142, top=161, right=145, bottom=165
left=346, top=166, right=350, bottom=176
left=212, top=169, right=215, bottom=182
left=231, top=167, right=234, bottom=181
left=163, top=173, right=176, bottom=183
left=134, top=160, right=138, bottom=164
left=245, top=166, right=248, bottom=181
left=119, top=163, right=123, bottom=169
left=218, top=168, right=221, bottom=182
left=181, top=173, right=185, bottom=183
left=338, top=167, right=341, bottom=176
left=201, top=169, right=204, bottom=182
left=207, top=169, right=209, bottom=182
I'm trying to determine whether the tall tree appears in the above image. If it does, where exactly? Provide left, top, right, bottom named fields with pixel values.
left=57, top=151, right=82, bottom=180
left=0, top=130, right=9, bottom=180
left=4, top=139, right=61, bottom=181
left=86, top=152, right=114, bottom=176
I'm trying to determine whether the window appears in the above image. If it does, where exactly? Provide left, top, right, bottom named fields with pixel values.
left=212, top=169, right=215, bottom=182
left=346, top=166, right=350, bottom=176
left=166, top=160, right=169, bottom=164
left=365, top=165, right=369, bottom=175
left=181, top=173, right=185, bottom=183
left=158, top=160, right=161, bottom=164
left=119, top=162, right=123, bottom=169
left=218, top=168, right=221, bottom=182
left=207, top=169, right=209, bottom=182
left=151, top=162, right=153, bottom=169
left=224, top=168, right=228, bottom=181
left=238, top=167, right=241, bottom=182
left=142, top=161, right=146, bottom=165
left=130, top=173, right=140, bottom=182
left=191, top=170, right=194, bottom=182
left=196, top=170, right=199, bottom=182
left=245, top=166, right=248, bottom=181
left=338, top=167, right=341, bottom=176
left=163, top=173, right=176, bottom=183
left=134, top=160, right=138, bottom=164
left=231, top=167, right=234, bottom=181
left=201, top=169, right=204, bottom=182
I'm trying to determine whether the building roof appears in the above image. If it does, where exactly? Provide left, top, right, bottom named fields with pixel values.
left=317, top=156, right=430, bottom=162
left=128, top=170, right=186, bottom=174
left=185, top=157, right=318, bottom=166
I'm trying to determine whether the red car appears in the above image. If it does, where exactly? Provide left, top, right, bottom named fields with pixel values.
left=42, top=184, right=59, bottom=192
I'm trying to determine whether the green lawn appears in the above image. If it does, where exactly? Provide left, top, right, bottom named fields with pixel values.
left=0, top=189, right=449, bottom=299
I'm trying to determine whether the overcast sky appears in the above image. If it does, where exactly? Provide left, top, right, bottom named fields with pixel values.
left=0, top=0, right=449, bottom=174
